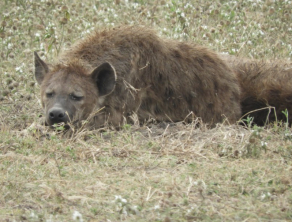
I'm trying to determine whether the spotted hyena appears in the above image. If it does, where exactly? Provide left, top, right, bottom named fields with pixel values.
left=222, top=55, right=292, bottom=125
left=34, top=26, right=241, bottom=128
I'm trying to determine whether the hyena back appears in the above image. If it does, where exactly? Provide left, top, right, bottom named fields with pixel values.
left=35, top=26, right=241, bottom=128
left=223, top=55, right=292, bottom=125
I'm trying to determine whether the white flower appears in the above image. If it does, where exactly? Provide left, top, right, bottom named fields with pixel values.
left=201, top=25, right=208, bottom=30
left=261, top=141, right=267, bottom=146
left=15, top=66, right=22, bottom=72
left=154, top=205, right=160, bottom=210
left=114, top=195, right=127, bottom=206
left=72, top=211, right=83, bottom=222
left=259, top=30, right=265, bottom=36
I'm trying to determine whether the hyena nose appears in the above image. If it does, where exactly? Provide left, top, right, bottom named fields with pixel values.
left=48, top=107, right=68, bottom=124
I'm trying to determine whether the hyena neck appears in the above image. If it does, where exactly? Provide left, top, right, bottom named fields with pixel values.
left=98, top=97, right=105, bottom=108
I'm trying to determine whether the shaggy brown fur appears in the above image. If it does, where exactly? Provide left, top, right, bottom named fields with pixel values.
left=223, top=55, right=292, bottom=125
left=35, top=26, right=241, bottom=128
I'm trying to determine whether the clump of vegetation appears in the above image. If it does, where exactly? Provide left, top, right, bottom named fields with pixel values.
left=0, top=0, right=292, bottom=221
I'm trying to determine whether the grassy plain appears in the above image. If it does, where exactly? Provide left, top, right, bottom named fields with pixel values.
left=0, top=0, right=292, bottom=221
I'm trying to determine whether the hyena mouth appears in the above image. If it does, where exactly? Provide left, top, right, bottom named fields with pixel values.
left=47, top=117, right=84, bottom=131
left=49, top=122, right=71, bottom=131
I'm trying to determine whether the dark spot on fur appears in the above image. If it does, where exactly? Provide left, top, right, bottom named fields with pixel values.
left=173, top=49, right=181, bottom=58
left=197, top=58, right=204, bottom=67
left=269, top=89, right=280, bottom=97
left=154, top=105, right=162, bottom=115
left=165, top=87, right=174, bottom=98
left=157, top=72, right=163, bottom=81
left=285, top=95, right=292, bottom=103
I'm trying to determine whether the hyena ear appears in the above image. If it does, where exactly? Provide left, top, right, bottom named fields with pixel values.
left=91, top=62, right=117, bottom=97
left=34, top=51, right=49, bottom=85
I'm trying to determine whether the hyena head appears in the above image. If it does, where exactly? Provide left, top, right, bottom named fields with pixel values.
left=34, top=52, right=116, bottom=126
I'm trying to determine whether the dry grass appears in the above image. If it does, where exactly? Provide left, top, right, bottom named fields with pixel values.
left=1, top=0, right=292, bottom=221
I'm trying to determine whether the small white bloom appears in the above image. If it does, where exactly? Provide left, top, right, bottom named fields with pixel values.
left=154, top=205, right=160, bottom=210
left=72, top=211, right=83, bottom=222
left=114, top=195, right=127, bottom=204
left=15, top=66, right=22, bottom=72
left=261, top=141, right=267, bottom=146
left=30, top=211, right=38, bottom=219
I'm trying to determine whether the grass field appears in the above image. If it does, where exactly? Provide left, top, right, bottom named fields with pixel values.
left=1, top=0, right=292, bottom=221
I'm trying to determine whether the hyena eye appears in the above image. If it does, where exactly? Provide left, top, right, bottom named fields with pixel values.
left=46, top=92, right=54, bottom=98
left=69, top=93, right=83, bottom=101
